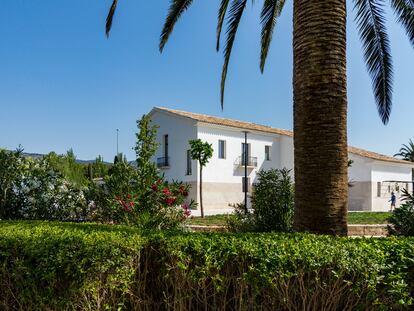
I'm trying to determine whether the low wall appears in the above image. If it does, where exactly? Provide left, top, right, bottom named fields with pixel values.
left=187, top=224, right=389, bottom=236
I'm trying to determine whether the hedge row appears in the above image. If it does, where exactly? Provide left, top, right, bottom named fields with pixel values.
left=0, top=221, right=413, bottom=310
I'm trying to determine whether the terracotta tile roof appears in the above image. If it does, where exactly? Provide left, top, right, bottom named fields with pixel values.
left=348, top=146, right=413, bottom=165
left=153, top=107, right=414, bottom=166
left=153, top=107, right=294, bottom=137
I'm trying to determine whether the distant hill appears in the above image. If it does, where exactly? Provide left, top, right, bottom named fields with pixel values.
left=21, top=152, right=112, bottom=165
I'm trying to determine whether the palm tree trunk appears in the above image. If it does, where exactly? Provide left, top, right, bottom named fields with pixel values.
left=293, top=0, right=348, bottom=235
left=199, top=165, right=204, bottom=218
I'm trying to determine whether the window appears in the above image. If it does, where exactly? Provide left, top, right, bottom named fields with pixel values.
left=163, top=135, right=169, bottom=159
left=218, top=140, right=226, bottom=159
left=242, top=177, right=250, bottom=193
left=377, top=182, right=381, bottom=197
left=186, top=150, right=192, bottom=175
left=265, top=145, right=271, bottom=161
left=241, top=143, right=250, bottom=165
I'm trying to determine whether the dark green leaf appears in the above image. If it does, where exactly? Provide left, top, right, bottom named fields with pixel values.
left=260, top=0, right=286, bottom=72
left=221, top=0, right=248, bottom=108
left=390, top=0, right=414, bottom=47
left=105, top=0, right=118, bottom=37
left=160, top=0, right=194, bottom=52
left=216, top=0, right=231, bottom=51
left=354, top=0, right=394, bottom=124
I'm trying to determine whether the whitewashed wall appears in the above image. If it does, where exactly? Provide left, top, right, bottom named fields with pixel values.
left=195, top=123, right=282, bottom=212
left=150, top=111, right=198, bottom=184
left=150, top=109, right=414, bottom=214
left=371, top=162, right=413, bottom=211
left=279, top=136, right=294, bottom=174
left=197, top=123, right=281, bottom=184
left=348, top=154, right=373, bottom=211
left=348, top=154, right=413, bottom=211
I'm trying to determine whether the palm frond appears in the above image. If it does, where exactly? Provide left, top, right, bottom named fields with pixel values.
left=260, top=0, right=285, bottom=73
left=394, top=139, right=414, bottom=161
left=401, top=187, right=414, bottom=203
left=106, top=0, right=118, bottom=37
left=160, top=0, right=194, bottom=52
left=390, top=0, right=414, bottom=47
left=216, top=0, right=231, bottom=51
left=354, top=0, right=393, bottom=124
left=221, top=0, right=248, bottom=108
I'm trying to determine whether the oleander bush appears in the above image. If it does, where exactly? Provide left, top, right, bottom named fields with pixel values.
left=1, top=221, right=413, bottom=310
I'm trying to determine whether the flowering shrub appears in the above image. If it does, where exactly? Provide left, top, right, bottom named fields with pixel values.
left=1, top=114, right=195, bottom=230
left=0, top=149, right=88, bottom=221
left=110, top=179, right=195, bottom=229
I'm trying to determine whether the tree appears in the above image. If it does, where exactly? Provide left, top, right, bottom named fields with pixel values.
left=189, top=139, right=213, bottom=218
left=114, top=153, right=127, bottom=165
left=395, top=139, right=414, bottom=162
left=105, top=1, right=413, bottom=235
left=394, top=139, right=414, bottom=191
left=0, top=147, right=24, bottom=219
left=91, top=155, right=109, bottom=179
left=134, top=114, right=159, bottom=192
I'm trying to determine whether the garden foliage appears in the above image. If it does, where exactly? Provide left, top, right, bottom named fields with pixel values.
left=0, top=149, right=87, bottom=221
left=388, top=188, right=414, bottom=236
left=0, top=221, right=413, bottom=310
left=189, top=139, right=213, bottom=218
left=228, top=168, right=294, bottom=232
left=0, top=115, right=194, bottom=229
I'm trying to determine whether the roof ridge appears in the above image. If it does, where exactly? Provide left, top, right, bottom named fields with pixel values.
left=154, top=106, right=293, bottom=136
left=153, top=107, right=414, bottom=166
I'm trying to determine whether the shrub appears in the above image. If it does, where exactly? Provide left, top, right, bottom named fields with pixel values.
left=0, top=149, right=88, bottom=221
left=226, top=202, right=256, bottom=232
left=228, top=168, right=294, bottom=232
left=0, top=148, right=25, bottom=219
left=0, top=115, right=194, bottom=230
left=0, top=221, right=413, bottom=310
left=110, top=179, right=195, bottom=229
left=97, top=114, right=195, bottom=229
left=388, top=189, right=414, bottom=236
left=252, top=168, right=294, bottom=231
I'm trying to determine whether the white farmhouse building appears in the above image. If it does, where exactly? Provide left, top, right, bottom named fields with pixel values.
left=149, top=107, right=414, bottom=215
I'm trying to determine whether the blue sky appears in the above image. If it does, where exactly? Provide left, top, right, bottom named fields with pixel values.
left=0, top=0, right=412, bottom=161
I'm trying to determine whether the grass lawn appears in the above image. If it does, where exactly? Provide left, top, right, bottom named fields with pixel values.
left=187, top=214, right=230, bottom=226
left=347, top=212, right=390, bottom=224
left=187, top=212, right=391, bottom=226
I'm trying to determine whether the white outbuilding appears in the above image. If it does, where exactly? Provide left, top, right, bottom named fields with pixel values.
left=149, top=107, right=414, bottom=215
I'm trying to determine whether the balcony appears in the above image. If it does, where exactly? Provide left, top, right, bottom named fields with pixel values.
left=236, top=156, right=258, bottom=168
left=157, top=157, right=170, bottom=168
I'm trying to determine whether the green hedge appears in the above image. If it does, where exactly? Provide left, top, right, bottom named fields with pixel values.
left=0, top=222, right=413, bottom=310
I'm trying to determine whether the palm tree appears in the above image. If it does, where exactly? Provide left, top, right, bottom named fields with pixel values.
left=395, top=139, right=414, bottom=193
left=395, top=139, right=414, bottom=162
left=105, top=0, right=413, bottom=235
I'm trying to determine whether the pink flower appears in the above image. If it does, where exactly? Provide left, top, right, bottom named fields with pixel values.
left=165, top=196, right=176, bottom=206
left=182, top=203, right=191, bottom=217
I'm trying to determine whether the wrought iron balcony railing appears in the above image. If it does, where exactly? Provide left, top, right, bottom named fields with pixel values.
left=236, top=156, right=258, bottom=168
left=157, top=157, right=170, bottom=168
